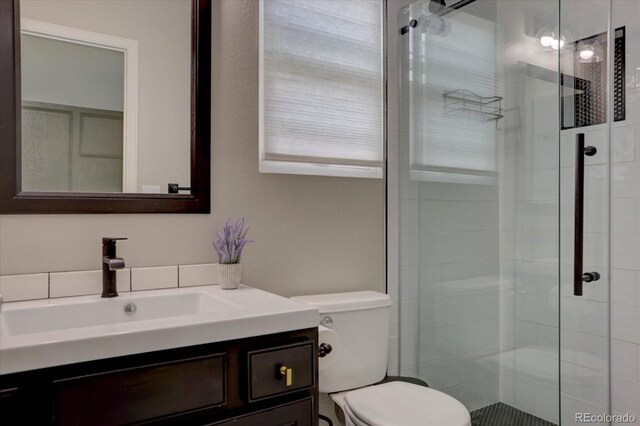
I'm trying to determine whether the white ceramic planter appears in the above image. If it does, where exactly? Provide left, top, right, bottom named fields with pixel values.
left=218, top=264, right=242, bottom=290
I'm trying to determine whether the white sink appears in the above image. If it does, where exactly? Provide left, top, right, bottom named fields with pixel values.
left=3, top=291, right=237, bottom=336
left=0, top=285, right=319, bottom=375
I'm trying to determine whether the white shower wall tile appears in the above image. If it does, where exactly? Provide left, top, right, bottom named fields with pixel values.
left=612, top=162, right=640, bottom=198
left=612, top=269, right=637, bottom=306
left=387, top=335, right=399, bottom=373
left=612, top=198, right=637, bottom=233
left=611, top=376, right=640, bottom=419
left=612, top=304, right=640, bottom=345
left=612, top=339, right=639, bottom=380
left=399, top=266, right=418, bottom=301
left=399, top=199, right=418, bottom=232
left=613, top=125, right=636, bottom=162
left=612, top=234, right=640, bottom=270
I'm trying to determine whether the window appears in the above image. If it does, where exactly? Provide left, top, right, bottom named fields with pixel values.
left=259, top=0, right=384, bottom=178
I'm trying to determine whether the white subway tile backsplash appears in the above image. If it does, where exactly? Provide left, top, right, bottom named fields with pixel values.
left=50, top=269, right=130, bottom=298
left=178, top=263, right=218, bottom=287
left=0, top=273, right=48, bottom=302
left=131, top=266, right=178, bottom=291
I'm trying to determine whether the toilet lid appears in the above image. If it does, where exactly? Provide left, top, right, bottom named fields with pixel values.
left=344, top=382, right=471, bottom=426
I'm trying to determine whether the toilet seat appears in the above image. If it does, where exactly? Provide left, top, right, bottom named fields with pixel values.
left=341, top=382, right=471, bottom=426
left=342, top=399, right=369, bottom=426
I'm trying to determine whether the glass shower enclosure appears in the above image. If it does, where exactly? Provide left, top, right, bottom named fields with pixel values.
left=393, top=0, right=613, bottom=424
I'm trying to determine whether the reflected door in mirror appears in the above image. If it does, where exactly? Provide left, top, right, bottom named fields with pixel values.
left=20, top=0, right=191, bottom=194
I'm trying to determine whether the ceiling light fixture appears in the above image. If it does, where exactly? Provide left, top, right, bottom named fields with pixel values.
left=579, top=45, right=595, bottom=60
left=540, top=35, right=554, bottom=47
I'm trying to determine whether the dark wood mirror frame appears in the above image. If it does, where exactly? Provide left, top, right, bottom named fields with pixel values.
left=0, top=0, right=211, bottom=214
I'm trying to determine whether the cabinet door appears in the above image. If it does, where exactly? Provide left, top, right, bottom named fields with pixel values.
left=54, top=354, right=225, bottom=425
left=212, top=398, right=313, bottom=426
left=0, top=387, right=20, bottom=425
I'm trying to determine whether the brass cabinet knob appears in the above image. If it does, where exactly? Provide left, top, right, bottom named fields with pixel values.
left=279, top=365, right=293, bottom=386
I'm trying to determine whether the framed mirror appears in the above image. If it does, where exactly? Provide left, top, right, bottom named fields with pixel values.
left=0, top=0, right=211, bottom=213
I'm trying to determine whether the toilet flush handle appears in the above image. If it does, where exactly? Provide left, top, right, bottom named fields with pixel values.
left=320, top=316, right=333, bottom=327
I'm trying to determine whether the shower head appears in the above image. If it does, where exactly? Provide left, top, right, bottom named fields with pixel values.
left=428, top=0, right=447, bottom=14
left=417, top=14, right=450, bottom=36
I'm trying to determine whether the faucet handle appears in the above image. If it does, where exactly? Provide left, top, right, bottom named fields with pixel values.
left=102, top=237, right=128, bottom=245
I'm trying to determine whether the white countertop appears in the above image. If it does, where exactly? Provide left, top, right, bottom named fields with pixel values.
left=0, top=284, right=319, bottom=375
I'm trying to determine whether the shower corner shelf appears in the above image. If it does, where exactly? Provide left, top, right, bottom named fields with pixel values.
left=443, top=89, right=504, bottom=126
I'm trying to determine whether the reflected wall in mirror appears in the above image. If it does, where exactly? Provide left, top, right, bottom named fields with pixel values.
left=20, top=0, right=191, bottom=194
left=0, top=0, right=211, bottom=213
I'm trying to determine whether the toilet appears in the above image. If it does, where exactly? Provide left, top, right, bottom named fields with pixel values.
left=291, top=291, right=471, bottom=426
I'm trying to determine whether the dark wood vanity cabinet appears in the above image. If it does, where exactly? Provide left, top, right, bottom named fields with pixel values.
left=0, top=328, right=318, bottom=426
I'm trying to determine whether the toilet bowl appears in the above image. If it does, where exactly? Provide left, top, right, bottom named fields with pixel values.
left=290, top=291, right=471, bottom=426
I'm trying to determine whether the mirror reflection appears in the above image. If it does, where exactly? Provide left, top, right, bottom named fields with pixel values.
left=20, top=0, right=192, bottom=194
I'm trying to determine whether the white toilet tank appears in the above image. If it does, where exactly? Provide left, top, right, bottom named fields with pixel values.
left=291, top=291, right=392, bottom=393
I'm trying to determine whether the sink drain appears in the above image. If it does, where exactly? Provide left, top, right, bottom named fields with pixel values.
left=124, top=303, right=137, bottom=315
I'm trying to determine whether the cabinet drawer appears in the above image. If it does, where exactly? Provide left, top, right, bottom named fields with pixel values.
left=54, top=354, right=225, bottom=425
left=212, top=398, right=313, bottom=426
left=248, top=342, right=314, bottom=401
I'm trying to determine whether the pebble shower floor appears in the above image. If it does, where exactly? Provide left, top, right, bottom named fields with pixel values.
left=470, top=402, right=556, bottom=426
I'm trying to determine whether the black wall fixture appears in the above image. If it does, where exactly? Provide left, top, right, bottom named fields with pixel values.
left=562, top=27, right=625, bottom=130
left=614, top=27, right=626, bottom=122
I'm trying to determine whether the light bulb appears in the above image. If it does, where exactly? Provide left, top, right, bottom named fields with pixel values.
left=551, top=38, right=565, bottom=50
left=540, top=35, right=554, bottom=47
left=579, top=47, right=594, bottom=60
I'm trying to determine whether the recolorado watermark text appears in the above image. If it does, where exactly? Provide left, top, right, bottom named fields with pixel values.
left=576, top=413, right=636, bottom=423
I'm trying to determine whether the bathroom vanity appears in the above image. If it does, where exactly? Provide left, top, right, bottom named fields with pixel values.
left=0, top=285, right=319, bottom=425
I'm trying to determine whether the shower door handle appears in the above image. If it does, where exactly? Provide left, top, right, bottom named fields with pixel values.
left=574, top=133, right=600, bottom=296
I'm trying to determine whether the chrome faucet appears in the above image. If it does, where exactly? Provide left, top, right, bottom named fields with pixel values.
left=102, top=237, right=127, bottom=298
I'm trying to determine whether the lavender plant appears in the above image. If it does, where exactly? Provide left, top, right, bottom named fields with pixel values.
left=213, top=218, right=254, bottom=264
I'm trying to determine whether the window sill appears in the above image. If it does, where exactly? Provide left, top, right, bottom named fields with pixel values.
left=259, top=160, right=383, bottom=179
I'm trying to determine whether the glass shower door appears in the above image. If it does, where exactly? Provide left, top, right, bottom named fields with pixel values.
left=396, top=0, right=612, bottom=424
left=559, top=1, right=612, bottom=424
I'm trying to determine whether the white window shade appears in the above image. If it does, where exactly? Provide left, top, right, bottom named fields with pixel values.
left=259, top=0, right=384, bottom=178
